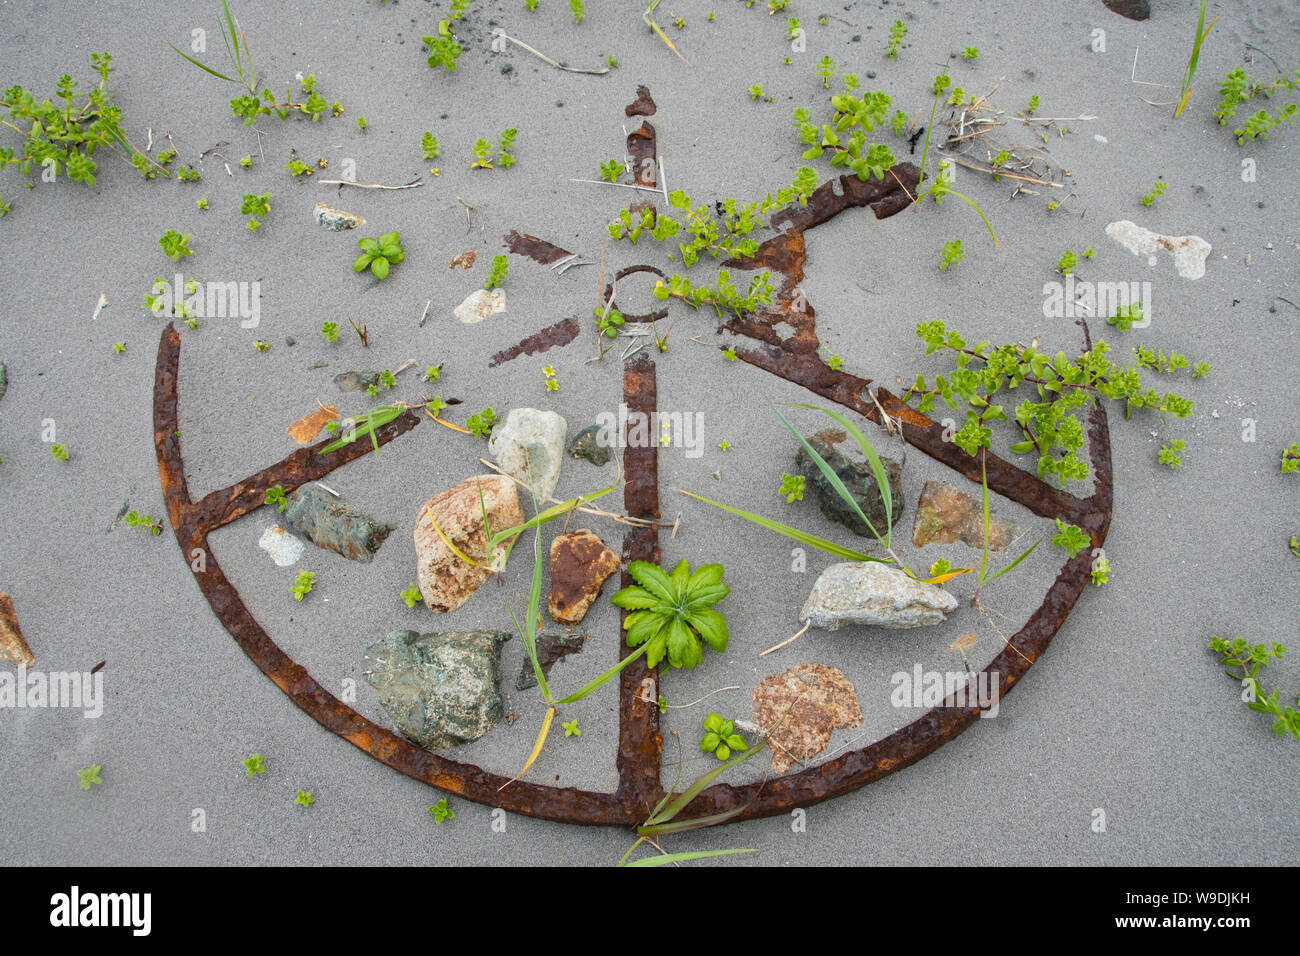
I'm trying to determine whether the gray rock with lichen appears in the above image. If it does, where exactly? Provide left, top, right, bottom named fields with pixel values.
left=567, top=424, right=611, bottom=466
left=796, top=432, right=903, bottom=538
left=283, top=484, right=392, bottom=563
left=364, top=629, right=512, bottom=751
left=800, top=562, right=957, bottom=630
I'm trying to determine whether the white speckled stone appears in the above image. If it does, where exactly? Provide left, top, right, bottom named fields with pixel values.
left=800, top=562, right=958, bottom=630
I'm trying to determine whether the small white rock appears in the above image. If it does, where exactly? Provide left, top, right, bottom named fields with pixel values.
left=489, top=408, right=568, bottom=500
left=800, top=562, right=958, bottom=630
left=455, top=289, right=506, bottom=324
left=259, top=524, right=304, bottom=566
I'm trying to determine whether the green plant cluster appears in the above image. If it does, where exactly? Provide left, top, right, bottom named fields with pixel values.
left=1213, top=66, right=1300, bottom=144
left=354, top=232, right=404, bottom=280
left=1208, top=636, right=1299, bottom=740
left=905, top=321, right=1204, bottom=484
left=793, top=89, right=898, bottom=181
left=611, top=560, right=730, bottom=670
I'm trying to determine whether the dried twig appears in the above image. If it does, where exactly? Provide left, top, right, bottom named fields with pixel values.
left=317, top=177, right=423, bottom=190
left=496, top=31, right=611, bottom=74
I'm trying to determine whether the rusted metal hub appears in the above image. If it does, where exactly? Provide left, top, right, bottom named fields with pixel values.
left=153, top=89, right=1111, bottom=828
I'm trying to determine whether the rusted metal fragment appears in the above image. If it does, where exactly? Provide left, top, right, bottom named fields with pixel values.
left=286, top=405, right=338, bottom=445
left=625, top=85, right=657, bottom=116
left=0, top=592, right=35, bottom=667
left=503, top=230, right=573, bottom=265
left=549, top=530, right=619, bottom=625
left=516, top=632, right=586, bottom=691
left=487, top=317, right=581, bottom=368
left=615, top=351, right=663, bottom=817
left=752, top=663, right=863, bottom=773
left=604, top=264, right=669, bottom=324
left=154, top=323, right=632, bottom=825
left=627, top=121, right=656, bottom=187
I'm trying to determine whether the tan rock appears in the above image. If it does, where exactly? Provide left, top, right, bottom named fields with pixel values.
left=752, top=662, right=862, bottom=773
left=414, top=476, right=523, bottom=613
left=911, top=479, right=1016, bottom=551
left=0, top=592, right=35, bottom=667
left=548, top=530, right=619, bottom=625
left=285, top=404, right=338, bottom=445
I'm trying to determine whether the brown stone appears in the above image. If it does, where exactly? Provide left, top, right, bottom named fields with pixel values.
left=414, top=476, right=524, bottom=613
left=0, top=592, right=35, bottom=667
left=752, top=662, right=862, bottom=774
left=450, top=250, right=477, bottom=270
left=548, top=530, right=619, bottom=625
left=285, top=404, right=338, bottom=445
left=911, top=480, right=1017, bottom=551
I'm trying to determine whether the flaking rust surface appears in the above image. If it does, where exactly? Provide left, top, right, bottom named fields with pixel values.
left=487, top=317, right=581, bottom=368
left=753, top=663, right=864, bottom=774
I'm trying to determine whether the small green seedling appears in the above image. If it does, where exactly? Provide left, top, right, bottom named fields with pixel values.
left=701, top=713, right=748, bottom=761
left=401, top=584, right=422, bottom=609
left=779, top=473, right=806, bottom=502
left=112, top=342, right=126, bottom=354
left=599, top=158, right=624, bottom=182
left=1282, top=443, right=1300, bottom=474
left=1024, top=94, right=1040, bottom=115
left=1090, top=555, right=1109, bottom=586
left=886, top=19, right=906, bottom=59
left=264, top=485, right=287, bottom=511
left=1057, top=250, right=1077, bottom=275
left=125, top=509, right=163, bottom=536
left=294, top=790, right=315, bottom=807
left=50, top=444, right=69, bottom=461
left=466, top=408, right=498, bottom=438
left=159, top=230, right=193, bottom=262
left=356, top=116, right=367, bottom=130
left=485, top=254, right=509, bottom=289
left=429, top=798, right=454, bottom=822
left=1051, top=519, right=1090, bottom=558
left=321, top=321, right=339, bottom=343
left=940, top=238, right=965, bottom=270
left=78, top=765, right=103, bottom=790
left=425, top=364, right=442, bottom=381
left=1107, top=302, right=1144, bottom=331
left=354, top=232, right=404, bottom=279
left=1158, top=439, right=1185, bottom=469
left=722, top=347, right=737, bottom=361
left=241, top=191, right=271, bottom=232
left=424, top=21, right=463, bottom=72
left=962, top=46, right=979, bottom=59
left=290, top=570, right=315, bottom=601
left=196, top=198, right=210, bottom=210
left=421, top=132, right=441, bottom=159
left=243, top=754, right=266, bottom=777
left=826, top=354, right=843, bottom=371
left=1140, top=180, right=1166, bottom=206
left=570, top=0, right=585, bottom=23
left=563, top=719, right=581, bottom=737
left=816, top=55, right=836, bottom=89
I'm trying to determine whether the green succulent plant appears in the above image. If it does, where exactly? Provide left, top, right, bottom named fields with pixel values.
left=610, top=560, right=730, bottom=670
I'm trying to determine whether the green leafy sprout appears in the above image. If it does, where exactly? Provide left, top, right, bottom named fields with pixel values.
left=886, top=20, right=907, bottom=59
left=563, top=719, right=581, bottom=737
left=241, top=191, right=271, bottom=231
left=1158, top=439, right=1185, bottom=469
left=321, top=321, right=338, bottom=343
left=940, top=239, right=965, bottom=270
left=159, top=229, right=193, bottom=262
left=1208, top=636, right=1298, bottom=740
left=466, top=408, right=498, bottom=438
left=1140, top=179, right=1166, bottom=207
left=125, top=509, right=163, bottom=536
left=424, top=20, right=464, bottom=72
left=243, top=753, right=266, bottom=777
left=1282, top=443, right=1300, bottom=474
left=401, top=584, right=422, bottom=608
left=290, top=570, right=315, bottom=601
left=50, top=444, right=69, bottom=462
left=429, top=798, right=454, bottom=822
left=611, top=560, right=730, bottom=670
left=78, top=765, right=103, bottom=790
left=354, top=231, right=404, bottom=280
left=421, top=131, right=441, bottom=160
left=701, top=713, right=748, bottom=761
left=264, top=484, right=287, bottom=512
left=779, top=473, right=806, bottom=502
left=294, top=789, right=315, bottom=808
left=485, top=254, right=509, bottom=289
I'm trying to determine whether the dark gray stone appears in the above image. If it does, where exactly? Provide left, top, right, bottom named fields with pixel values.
left=567, top=424, right=612, bottom=466
left=1102, top=0, right=1150, bottom=21
left=284, top=484, right=393, bottom=563
left=796, top=432, right=903, bottom=538
left=364, top=630, right=511, bottom=751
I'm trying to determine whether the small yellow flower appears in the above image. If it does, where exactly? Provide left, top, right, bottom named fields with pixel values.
left=430, top=167, right=440, bottom=177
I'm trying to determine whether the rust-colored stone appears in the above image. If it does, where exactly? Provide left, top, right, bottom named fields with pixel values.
left=285, top=405, right=338, bottom=445
left=450, top=250, right=478, bottom=270
left=549, top=530, right=620, bottom=625
left=912, top=479, right=1018, bottom=551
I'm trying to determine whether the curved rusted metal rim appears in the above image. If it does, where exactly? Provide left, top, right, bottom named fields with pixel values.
left=155, top=158, right=1113, bottom=829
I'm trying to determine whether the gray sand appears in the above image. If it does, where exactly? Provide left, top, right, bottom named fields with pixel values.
left=1, top=0, right=1297, bottom=865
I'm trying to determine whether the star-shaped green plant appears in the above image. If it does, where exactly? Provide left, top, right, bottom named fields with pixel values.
left=294, top=790, right=315, bottom=808
left=700, top=713, right=748, bottom=761
left=428, top=798, right=454, bottom=823
left=77, top=765, right=103, bottom=790
left=610, top=560, right=730, bottom=670
left=563, top=719, right=581, bottom=737
left=243, top=754, right=266, bottom=777
left=353, top=232, right=404, bottom=280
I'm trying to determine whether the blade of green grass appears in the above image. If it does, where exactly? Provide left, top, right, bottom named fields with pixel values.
left=644, top=739, right=768, bottom=828
left=679, top=490, right=886, bottom=563
left=777, top=403, right=898, bottom=548
left=554, top=642, right=650, bottom=705
left=168, top=44, right=239, bottom=83
left=637, top=799, right=757, bottom=836
left=624, top=848, right=757, bottom=867
left=980, top=537, right=1042, bottom=587
left=773, top=406, right=886, bottom=545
